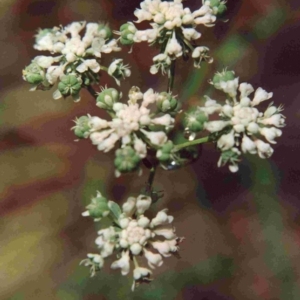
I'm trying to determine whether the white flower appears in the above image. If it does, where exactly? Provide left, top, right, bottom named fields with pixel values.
left=111, top=251, right=130, bottom=275
left=205, top=120, right=230, bottom=132
left=260, top=127, right=279, bottom=143
left=141, top=130, right=168, bottom=146
left=144, top=249, right=163, bottom=269
left=150, top=209, right=174, bottom=227
left=255, top=140, right=274, bottom=158
left=136, top=195, right=152, bottom=215
left=151, top=239, right=178, bottom=257
left=165, top=31, right=182, bottom=58
left=132, top=267, right=152, bottom=291
left=122, top=197, right=136, bottom=217
left=252, top=87, right=273, bottom=106
left=76, top=59, right=100, bottom=73
left=217, top=130, right=235, bottom=151
left=202, top=74, right=285, bottom=171
left=241, top=135, right=257, bottom=154
left=82, top=192, right=182, bottom=289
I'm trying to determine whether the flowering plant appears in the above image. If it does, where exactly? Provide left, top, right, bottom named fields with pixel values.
left=22, top=0, right=285, bottom=291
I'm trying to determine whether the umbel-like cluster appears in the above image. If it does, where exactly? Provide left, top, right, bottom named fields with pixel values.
left=72, top=86, right=181, bottom=176
left=192, top=70, right=285, bottom=172
left=22, top=21, right=130, bottom=101
left=117, top=0, right=226, bottom=74
left=81, top=191, right=183, bottom=291
left=21, top=0, right=287, bottom=293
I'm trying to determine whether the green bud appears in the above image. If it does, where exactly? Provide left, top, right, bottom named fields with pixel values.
left=120, top=23, right=137, bottom=45
left=156, top=141, right=174, bottom=162
left=209, top=0, right=221, bottom=7
left=157, top=92, right=178, bottom=113
left=183, top=109, right=208, bottom=132
left=98, top=23, right=112, bottom=39
left=206, top=0, right=227, bottom=15
left=72, top=116, right=91, bottom=139
left=96, top=88, right=119, bottom=110
left=86, top=191, right=110, bottom=219
left=212, top=70, right=235, bottom=89
left=22, top=63, right=44, bottom=84
left=114, top=146, right=140, bottom=173
left=108, top=59, right=131, bottom=80
left=58, top=74, right=82, bottom=96
left=217, top=3, right=227, bottom=15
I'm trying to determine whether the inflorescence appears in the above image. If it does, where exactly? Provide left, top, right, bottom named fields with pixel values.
left=22, top=0, right=286, bottom=292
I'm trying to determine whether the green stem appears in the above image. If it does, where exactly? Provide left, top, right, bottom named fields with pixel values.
left=147, top=165, right=157, bottom=190
left=100, top=66, right=108, bottom=72
left=167, top=60, right=176, bottom=93
left=174, top=136, right=210, bottom=151
left=86, top=85, right=97, bottom=99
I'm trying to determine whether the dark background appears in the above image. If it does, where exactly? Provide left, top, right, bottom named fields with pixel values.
left=0, top=0, right=300, bottom=299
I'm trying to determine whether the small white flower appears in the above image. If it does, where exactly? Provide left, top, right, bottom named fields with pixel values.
left=136, top=195, right=152, bottom=215
left=217, top=130, right=235, bottom=151
left=111, top=251, right=130, bottom=275
left=150, top=209, right=174, bottom=227
left=122, top=196, right=137, bottom=217
left=259, top=127, right=282, bottom=144
left=252, top=87, right=273, bottom=106
left=255, top=140, right=274, bottom=158
left=166, top=31, right=182, bottom=58
left=153, top=226, right=176, bottom=239
left=241, top=135, right=257, bottom=154
left=141, top=130, right=168, bottom=146
left=144, top=249, right=163, bottom=269
left=205, top=120, right=230, bottom=132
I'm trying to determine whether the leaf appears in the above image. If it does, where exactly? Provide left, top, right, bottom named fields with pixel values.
left=108, top=201, right=122, bottom=221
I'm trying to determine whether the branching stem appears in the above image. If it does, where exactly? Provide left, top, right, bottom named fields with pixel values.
left=174, top=136, right=210, bottom=151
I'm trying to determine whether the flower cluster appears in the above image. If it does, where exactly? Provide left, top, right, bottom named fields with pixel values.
left=22, top=21, right=129, bottom=101
left=199, top=70, right=285, bottom=172
left=73, top=86, right=179, bottom=176
left=118, top=0, right=225, bottom=74
left=81, top=191, right=182, bottom=291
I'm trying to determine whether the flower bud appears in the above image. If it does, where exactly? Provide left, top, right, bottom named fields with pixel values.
left=183, top=108, right=208, bottom=132
left=108, top=59, right=131, bottom=85
left=96, top=88, right=119, bottom=110
left=97, top=23, right=112, bottom=39
left=83, top=191, right=110, bottom=220
left=120, top=22, right=137, bottom=45
left=205, top=0, right=227, bottom=15
left=58, top=74, right=82, bottom=96
left=212, top=70, right=235, bottom=88
left=22, top=63, right=45, bottom=85
left=156, top=141, right=174, bottom=162
left=157, top=92, right=179, bottom=113
left=72, top=115, right=91, bottom=139
left=114, top=146, right=141, bottom=173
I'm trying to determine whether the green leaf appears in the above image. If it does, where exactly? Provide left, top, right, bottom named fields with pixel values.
left=108, top=201, right=121, bottom=220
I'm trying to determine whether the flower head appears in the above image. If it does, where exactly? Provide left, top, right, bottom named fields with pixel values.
left=23, top=21, right=124, bottom=101
left=117, top=0, right=224, bottom=73
left=82, top=191, right=183, bottom=290
left=200, top=71, right=285, bottom=172
left=73, top=86, right=175, bottom=176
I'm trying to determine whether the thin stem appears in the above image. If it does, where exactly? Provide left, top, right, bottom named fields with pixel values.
left=86, top=85, right=97, bottom=99
left=174, top=136, right=210, bottom=151
left=100, top=66, right=108, bottom=72
left=147, top=165, right=157, bottom=190
left=167, top=60, right=176, bottom=93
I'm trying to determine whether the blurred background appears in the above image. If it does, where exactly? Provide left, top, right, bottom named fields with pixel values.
left=1, top=0, right=300, bottom=299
